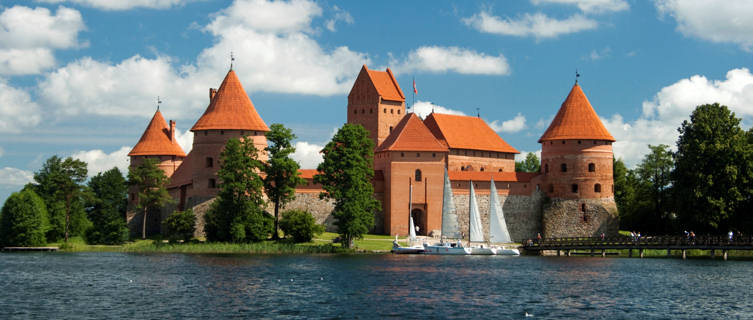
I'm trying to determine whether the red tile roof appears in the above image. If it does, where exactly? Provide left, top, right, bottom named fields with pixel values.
left=448, top=171, right=536, bottom=182
left=363, top=65, right=405, bottom=102
left=423, top=113, right=519, bottom=153
left=128, top=110, right=186, bottom=157
left=297, top=169, right=384, bottom=181
left=376, top=113, right=449, bottom=152
left=167, top=151, right=194, bottom=188
left=191, top=70, right=270, bottom=132
left=539, top=84, right=615, bottom=142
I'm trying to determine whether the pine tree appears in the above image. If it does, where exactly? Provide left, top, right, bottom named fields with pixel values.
left=128, top=158, right=172, bottom=239
left=314, top=124, right=380, bottom=248
left=32, top=156, right=90, bottom=243
left=86, top=167, right=129, bottom=244
left=264, top=124, right=305, bottom=240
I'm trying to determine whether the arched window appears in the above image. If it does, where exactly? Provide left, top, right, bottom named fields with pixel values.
left=561, top=163, right=567, bottom=172
left=588, top=163, right=595, bottom=172
left=415, top=169, right=422, bottom=182
left=595, top=184, right=601, bottom=193
left=571, top=184, right=578, bottom=193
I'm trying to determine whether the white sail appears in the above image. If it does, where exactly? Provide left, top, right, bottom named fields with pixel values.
left=441, top=169, right=461, bottom=239
left=469, top=182, right=484, bottom=242
left=409, top=183, right=416, bottom=242
left=489, top=178, right=512, bottom=243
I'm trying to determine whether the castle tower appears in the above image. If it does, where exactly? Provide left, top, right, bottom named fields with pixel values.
left=127, top=109, right=186, bottom=235
left=189, top=69, right=270, bottom=199
left=347, top=65, right=406, bottom=148
left=538, top=83, right=618, bottom=236
left=374, top=113, right=448, bottom=236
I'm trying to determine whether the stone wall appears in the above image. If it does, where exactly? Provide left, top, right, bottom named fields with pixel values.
left=541, top=197, right=619, bottom=238
left=451, top=192, right=543, bottom=243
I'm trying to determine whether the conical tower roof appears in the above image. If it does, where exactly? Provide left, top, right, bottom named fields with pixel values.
left=538, top=84, right=615, bottom=142
left=129, top=110, right=186, bottom=157
left=375, top=113, right=448, bottom=152
left=191, top=70, right=270, bottom=132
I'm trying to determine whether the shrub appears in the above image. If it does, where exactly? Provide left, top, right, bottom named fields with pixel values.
left=0, top=189, right=49, bottom=247
left=280, top=210, right=324, bottom=243
left=164, top=209, right=196, bottom=243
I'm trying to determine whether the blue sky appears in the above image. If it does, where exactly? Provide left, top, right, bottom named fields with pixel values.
left=1, top=0, right=753, bottom=204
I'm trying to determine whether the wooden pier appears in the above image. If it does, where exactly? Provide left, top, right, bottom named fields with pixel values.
left=523, top=235, right=753, bottom=260
left=2, top=247, right=59, bottom=252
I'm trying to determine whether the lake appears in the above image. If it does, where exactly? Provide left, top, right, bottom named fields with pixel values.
left=1, top=253, right=751, bottom=319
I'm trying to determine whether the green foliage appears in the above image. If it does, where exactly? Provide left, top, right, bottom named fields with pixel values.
left=613, top=158, right=632, bottom=214
left=673, top=103, right=753, bottom=233
left=85, top=167, right=129, bottom=245
left=204, top=138, right=273, bottom=242
left=164, top=209, right=196, bottom=243
left=128, top=158, right=173, bottom=239
left=618, top=146, right=676, bottom=234
left=32, top=156, right=91, bottom=242
left=314, top=124, right=380, bottom=248
left=515, top=153, right=541, bottom=173
left=280, top=209, right=324, bottom=243
left=0, top=189, right=49, bottom=247
left=264, top=123, right=305, bottom=239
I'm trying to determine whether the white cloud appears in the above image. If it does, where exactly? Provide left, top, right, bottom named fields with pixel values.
left=392, top=46, right=510, bottom=75
left=605, top=68, right=753, bottom=167
left=174, top=128, right=194, bottom=154
left=584, top=47, right=611, bottom=61
left=206, top=0, right=322, bottom=34
left=411, top=100, right=466, bottom=119
left=656, top=0, right=753, bottom=51
left=0, top=5, right=85, bottom=75
left=36, top=0, right=194, bottom=11
left=463, top=11, right=597, bottom=39
left=71, top=146, right=130, bottom=176
left=0, top=79, right=42, bottom=133
left=325, top=5, right=353, bottom=32
left=0, top=167, right=34, bottom=186
left=489, top=113, right=527, bottom=133
left=292, top=141, right=323, bottom=169
left=531, top=0, right=629, bottom=14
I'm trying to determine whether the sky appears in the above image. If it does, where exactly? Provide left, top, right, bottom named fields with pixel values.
left=1, top=0, right=753, bottom=204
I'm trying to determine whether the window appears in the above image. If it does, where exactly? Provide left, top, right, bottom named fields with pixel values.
left=391, top=109, right=394, bottom=114
left=389, top=126, right=393, bottom=133
left=582, top=204, right=588, bottom=222
left=353, top=109, right=357, bottom=114
left=432, top=153, right=436, bottom=158
left=561, top=163, right=567, bottom=172
left=415, top=169, right=422, bottom=182
left=548, top=184, right=554, bottom=193
left=397, top=110, right=401, bottom=114
left=588, top=163, right=595, bottom=172
left=370, top=109, right=373, bottom=114
left=480, top=168, right=484, bottom=172
left=578, top=140, right=581, bottom=144
left=209, top=179, right=216, bottom=189
left=416, top=153, right=420, bottom=157
left=361, top=109, right=365, bottom=114
left=401, top=152, right=404, bottom=157
left=545, top=164, right=549, bottom=174
left=562, top=140, right=566, bottom=144
left=498, top=169, right=503, bottom=172
left=220, top=130, right=224, bottom=135
left=595, top=184, right=602, bottom=193
left=572, top=184, right=578, bottom=193
left=204, top=131, right=208, bottom=136
left=206, top=157, right=213, bottom=168
left=384, top=108, right=387, bottom=113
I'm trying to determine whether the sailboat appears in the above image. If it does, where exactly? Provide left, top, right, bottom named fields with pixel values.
left=423, top=169, right=471, bottom=255
left=468, top=181, right=496, bottom=255
left=488, top=178, right=520, bottom=256
left=391, top=181, right=425, bottom=254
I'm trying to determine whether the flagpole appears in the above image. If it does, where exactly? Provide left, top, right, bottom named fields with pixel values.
left=412, top=76, right=415, bottom=111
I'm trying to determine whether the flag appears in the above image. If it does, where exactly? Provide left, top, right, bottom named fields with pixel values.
left=413, top=78, right=417, bottom=94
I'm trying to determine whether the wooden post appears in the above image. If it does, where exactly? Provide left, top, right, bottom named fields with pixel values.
left=601, top=249, right=606, bottom=257
left=639, top=249, right=644, bottom=258
left=667, top=249, right=671, bottom=257
left=710, top=249, right=715, bottom=259
left=590, top=249, right=595, bottom=256
left=566, top=250, right=571, bottom=256
left=557, top=250, right=560, bottom=256
left=723, top=250, right=728, bottom=261
left=682, top=249, right=686, bottom=260
left=628, top=249, right=632, bottom=257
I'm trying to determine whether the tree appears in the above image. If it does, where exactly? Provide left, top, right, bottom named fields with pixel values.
left=128, top=158, right=172, bottom=239
left=0, top=189, right=49, bottom=247
left=204, top=138, right=272, bottom=242
left=280, top=209, right=324, bottom=243
left=635, top=144, right=674, bottom=231
left=613, top=158, right=631, bottom=214
left=85, top=167, right=129, bottom=244
left=32, top=156, right=90, bottom=243
left=264, top=124, right=305, bottom=240
left=673, top=103, right=753, bottom=233
left=515, top=153, right=541, bottom=173
left=314, top=124, right=380, bottom=248
left=164, top=209, right=196, bottom=243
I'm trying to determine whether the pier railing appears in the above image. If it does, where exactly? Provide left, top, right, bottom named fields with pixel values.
left=524, top=235, right=753, bottom=250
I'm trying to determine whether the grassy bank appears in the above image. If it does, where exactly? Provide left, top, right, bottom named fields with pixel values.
left=44, top=232, right=398, bottom=254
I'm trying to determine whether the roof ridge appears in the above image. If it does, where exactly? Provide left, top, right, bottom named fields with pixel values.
left=191, top=69, right=270, bottom=132
left=385, top=68, right=405, bottom=99
left=129, top=110, right=186, bottom=157
left=376, top=113, right=448, bottom=152
left=538, top=84, right=615, bottom=142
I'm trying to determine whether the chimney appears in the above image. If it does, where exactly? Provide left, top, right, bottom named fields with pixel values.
left=209, top=88, right=217, bottom=101
left=169, top=120, right=176, bottom=142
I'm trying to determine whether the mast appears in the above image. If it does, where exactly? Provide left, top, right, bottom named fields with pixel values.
left=489, top=177, right=512, bottom=243
left=409, top=179, right=416, bottom=242
left=441, top=168, right=460, bottom=239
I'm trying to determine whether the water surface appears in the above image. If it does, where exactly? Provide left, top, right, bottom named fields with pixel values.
left=1, top=253, right=751, bottom=319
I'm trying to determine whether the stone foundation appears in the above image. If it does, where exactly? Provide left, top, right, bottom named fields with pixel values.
left=452, top=192, right=543, bottom=243
left=541, top=197, right=619, bottom=238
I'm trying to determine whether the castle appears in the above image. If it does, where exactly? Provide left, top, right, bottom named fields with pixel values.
left=127, top=65, right=619, bottom=241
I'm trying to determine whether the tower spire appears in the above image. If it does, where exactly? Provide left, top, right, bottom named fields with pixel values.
left=157, top=96, right=162, bottom=110
left=575, top=69, right=580, bottom=84
left=230, top=51, right=235, bottom=70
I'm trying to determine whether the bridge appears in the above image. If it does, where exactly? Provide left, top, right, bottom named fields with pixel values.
left=523, top=235, right=753, bottom=260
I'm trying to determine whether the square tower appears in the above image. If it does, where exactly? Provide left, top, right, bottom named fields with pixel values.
left=347, top=65, right=406, bottom=149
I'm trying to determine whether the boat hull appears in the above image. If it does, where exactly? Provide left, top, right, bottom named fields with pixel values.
left=469, top=247, right=496, bottom=255
left=391, top=246, right=425, bottom=254
left=423, top=244, right=471, bottom=255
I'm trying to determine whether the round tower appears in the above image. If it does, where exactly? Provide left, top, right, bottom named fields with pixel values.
left=539, top=83, right=615, bottom=200
left=189, top=69, right=269, bottom=199
left=128, top=108, right=187, bottom=196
